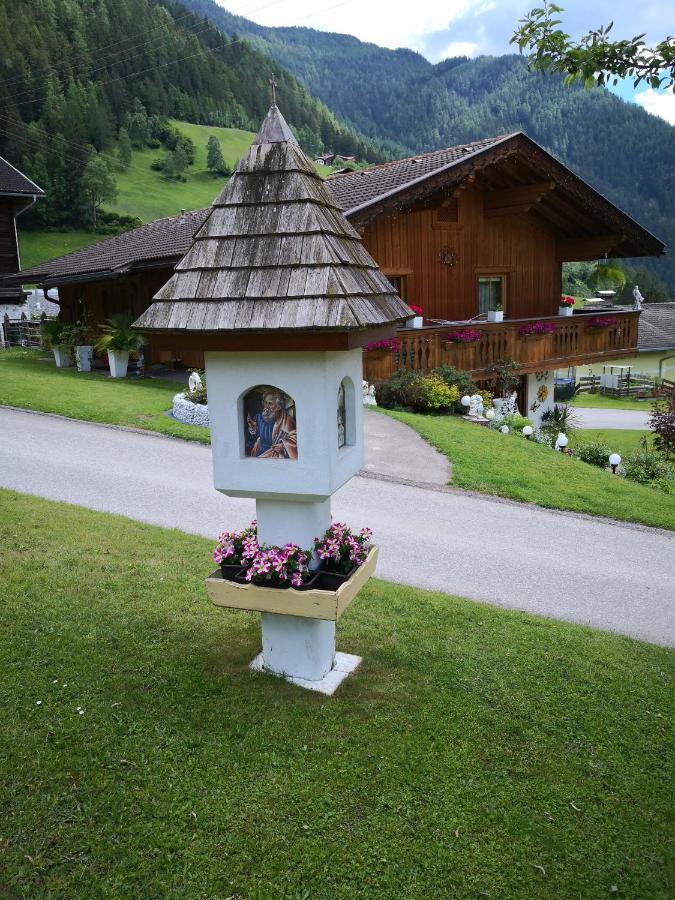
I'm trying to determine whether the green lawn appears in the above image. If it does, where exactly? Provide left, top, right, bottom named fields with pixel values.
left=572, top=428, right=653, bottom=459
left=573, top=392, right=657, bottom=411
left=18, top=230, right=104, bottom=272
left=382, top=410, right=675, bottom=530
left=112, top=119, right=256, bottom=223
left=0, top=489, right=671, bottom=897
left=0, top=348, right=209, bottom=443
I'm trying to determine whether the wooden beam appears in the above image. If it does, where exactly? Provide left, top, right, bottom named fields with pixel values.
left=484, top=203, right=534, bottom=218
left=556, top=234, right=625, bottom=262
left=484, top=181, right=556, bottom=213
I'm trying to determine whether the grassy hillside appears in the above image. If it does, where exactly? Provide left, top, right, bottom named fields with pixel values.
left=18, top=119, right=349, bottom=269
left=113, top=120, right=255, bottom=223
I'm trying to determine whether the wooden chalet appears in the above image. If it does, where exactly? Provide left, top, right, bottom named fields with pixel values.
left=0, top=155, right=44, bottom=303
left=5, top=130, right=665, bottom=401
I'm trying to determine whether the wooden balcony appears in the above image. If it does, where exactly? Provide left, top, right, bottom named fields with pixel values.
left=363, top=311, right=641, bottom=383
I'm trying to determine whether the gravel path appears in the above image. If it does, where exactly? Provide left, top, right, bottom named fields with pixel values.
left=1, top=407, right=673, bottom=647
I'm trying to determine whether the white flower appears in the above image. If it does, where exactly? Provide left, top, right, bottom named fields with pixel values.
left=36, top=700, right=42, bottom=706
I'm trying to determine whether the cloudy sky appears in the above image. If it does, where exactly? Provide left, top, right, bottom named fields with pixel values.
left=219, top=0, right=675, bottom=124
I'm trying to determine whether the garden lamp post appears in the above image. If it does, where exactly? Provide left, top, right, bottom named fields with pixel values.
left=522, top=425, right=533, bottom=439
left=555, top=433, right=569, bottom=452
left=133, top=103, right=410, bottom=692
left=609, top=453, right=621, bottom=474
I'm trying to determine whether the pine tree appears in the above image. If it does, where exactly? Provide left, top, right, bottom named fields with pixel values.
left=206, top=135, right=227, bottom=176
left=118, top=128, right=132, bottom=169
left=81, top=154, right=118, bottom=228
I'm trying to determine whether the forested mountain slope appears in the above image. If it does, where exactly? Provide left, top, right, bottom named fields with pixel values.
left=179, top=0, right=675, bottom=290
left=0, top=0, right=385, bottom=231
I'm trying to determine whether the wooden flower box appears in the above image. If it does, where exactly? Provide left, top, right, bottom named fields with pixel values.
left=205, top=546, right=379, bottom=621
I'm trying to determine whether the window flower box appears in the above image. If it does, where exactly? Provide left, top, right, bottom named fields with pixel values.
left=585, top=316, right=619, bottom=331
left=518, top=320, right=557, bottom=339
left=205, top=546, right=379, bottom=620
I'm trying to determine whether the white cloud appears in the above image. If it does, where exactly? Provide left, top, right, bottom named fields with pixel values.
left=635, top=89, right=675, bottom=125
left=441, top=40, right=481, bottom=58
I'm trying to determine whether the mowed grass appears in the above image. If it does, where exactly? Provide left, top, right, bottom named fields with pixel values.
left=0, top=489, right=672, bottom=898
left=573, top=428, right=654, bottom=459
left=112, top=119, right=255, bottom=223
left=0, top=349, right=209, bottom=443
left=18, top=230, right=104, bottom=272
left=382, top=409, right=675, bottom=530
left=573, top=392, right=658, bottom=411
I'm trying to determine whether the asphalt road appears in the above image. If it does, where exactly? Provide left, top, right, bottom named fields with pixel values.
left=576, top=407, right=651, bottom=430
left=1, top=407, right=673, bottom=647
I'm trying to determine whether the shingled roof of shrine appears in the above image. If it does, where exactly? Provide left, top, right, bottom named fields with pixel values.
left=133, top=105, right=410, bottom=333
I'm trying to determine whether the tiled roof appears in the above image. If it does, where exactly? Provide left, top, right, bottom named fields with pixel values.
left=326, top=135, right=514, bottom=212
left=16, top=208, right=210, bottom=283
left=638, top=302, right=675, bottom=351
left=0, top=155, right=44, bottom=196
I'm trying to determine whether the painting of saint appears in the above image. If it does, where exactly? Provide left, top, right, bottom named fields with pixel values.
left=244, top=386, right=298, bottom=459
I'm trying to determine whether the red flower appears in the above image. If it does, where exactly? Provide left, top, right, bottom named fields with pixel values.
left=409, top=305, right=424, bottom=316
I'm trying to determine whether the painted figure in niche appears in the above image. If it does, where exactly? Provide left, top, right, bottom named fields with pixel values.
left=337, top=381, right=346, bottom=448
left=244, top=386, right=298, bottom=459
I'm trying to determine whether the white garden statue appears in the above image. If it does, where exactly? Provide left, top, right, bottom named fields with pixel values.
left=188, top=371, right=202, bottom=393
left=468, top=393, right=484, bottom=418
left=362, top=380, right=377, bottom=406
left=633, top=285, right=644, bottom=310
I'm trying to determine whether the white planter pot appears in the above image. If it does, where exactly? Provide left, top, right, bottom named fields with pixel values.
left=411, top=316, right=423, bottom=329
left=558, top=307, right=574, bottom=317
left=487, top=310, right=503, bottom=323
left=52, top=347, right=72, bottom=368
left=108, top=349, right=129, bottom=378
left=75, top=345, right=93, bottom=372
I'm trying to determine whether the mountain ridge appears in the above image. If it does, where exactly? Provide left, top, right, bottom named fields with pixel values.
left=177, top=0, right=675, bottom=289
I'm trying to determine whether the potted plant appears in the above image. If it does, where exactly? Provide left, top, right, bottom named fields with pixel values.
left=40, top=319, right=72, bottom=368
left=212, top=521, right=258, bottom=580
left=558, top=295, right=575, bottom=317
left=487, top=303, right=503, bottom=323
left=69, top=321, right=96, bottom=372
left=407, top=305, right=424, bottom=328
left=244, top=543, right=314, bottom=590
left=314, top=522, right=373, bottom=591
left=95, top=314, right=144, bottom=378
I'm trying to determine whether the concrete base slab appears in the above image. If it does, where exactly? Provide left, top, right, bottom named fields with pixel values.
left=250, top=651, right=362, bottom=695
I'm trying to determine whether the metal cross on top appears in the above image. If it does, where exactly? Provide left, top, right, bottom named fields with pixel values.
left=268, top=73, right=278, bottom=105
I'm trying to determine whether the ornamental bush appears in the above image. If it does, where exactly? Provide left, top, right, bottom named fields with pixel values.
left=376, top=370, right=459, bottom=413
left=650, top=397, right=675, bottom=459
left=422, top=375, right=459, bottom=411
left=574, top=440, right=612, bottom=468
left=432, top=365, right=477, bottom=398
left=624, top=440, right=674, bottom=491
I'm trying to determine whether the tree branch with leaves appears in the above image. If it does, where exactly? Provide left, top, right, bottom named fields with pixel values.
left=511, top=3, right=674, bottom=90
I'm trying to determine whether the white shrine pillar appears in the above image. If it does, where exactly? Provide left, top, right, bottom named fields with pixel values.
left=205, top=348, right=363, bottom=682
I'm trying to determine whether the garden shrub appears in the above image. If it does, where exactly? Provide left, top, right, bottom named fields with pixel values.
left=376, top=370, right=458, bottom=413
left=432, top=365, right=477, bottom=398
left=574, top=440, right=612, bottom=468
left=422, top=375, right=459, bottom=411
left=491, top=413, right=533, bottom=432
left=624, top=446, right=674, bottom=490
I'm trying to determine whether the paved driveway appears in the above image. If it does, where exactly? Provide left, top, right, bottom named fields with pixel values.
left=576, top=407, right=651, bottom=430
left=1, top=407, right=673, bottom=646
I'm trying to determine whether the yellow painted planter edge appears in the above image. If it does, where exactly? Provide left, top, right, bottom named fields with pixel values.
left=205, top=545, right=379, bottom=621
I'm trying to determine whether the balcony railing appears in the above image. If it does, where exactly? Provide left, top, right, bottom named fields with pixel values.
left=363, top=311, right=641, bottom=383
